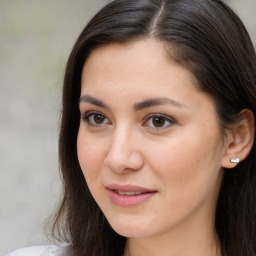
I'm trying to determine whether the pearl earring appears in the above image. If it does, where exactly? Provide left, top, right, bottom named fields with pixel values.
left=230, top=157, right=240, bottom=163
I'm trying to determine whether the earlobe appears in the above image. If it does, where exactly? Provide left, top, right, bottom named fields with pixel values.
left=222, top=109, right=255, bottom=169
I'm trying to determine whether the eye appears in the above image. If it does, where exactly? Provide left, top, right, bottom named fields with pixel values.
left=143, top=114, right=175, bottom=129
left=82, top=111, right=110, bottom=127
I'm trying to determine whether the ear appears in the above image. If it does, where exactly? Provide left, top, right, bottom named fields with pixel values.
left=222, top=109, right=255, bottom=169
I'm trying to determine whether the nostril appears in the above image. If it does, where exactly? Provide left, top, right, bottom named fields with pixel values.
left=104, top=150, right=144, bottom=173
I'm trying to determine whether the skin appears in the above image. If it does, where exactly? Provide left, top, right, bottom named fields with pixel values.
left=77, top=39, right=232, bottom=256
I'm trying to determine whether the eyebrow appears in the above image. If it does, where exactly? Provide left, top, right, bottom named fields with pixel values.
left=79, top=95, right=110, bottom=109
left=134, top=97, right=187, bottom=111
left=79, top=95, right=186, bottom=111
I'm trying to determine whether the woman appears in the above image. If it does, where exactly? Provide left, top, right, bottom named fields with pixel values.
left=8, top=0, right=256, bottom=255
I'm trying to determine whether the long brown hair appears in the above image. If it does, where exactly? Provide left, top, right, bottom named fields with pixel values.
left=51, top=0, right=256, bottom=255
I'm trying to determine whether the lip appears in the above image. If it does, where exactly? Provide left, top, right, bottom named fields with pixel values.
left=106, top=184, right=157, bottom=207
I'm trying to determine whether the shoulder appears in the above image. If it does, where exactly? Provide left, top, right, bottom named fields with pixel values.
left=6, top=245, right=66, bottom=256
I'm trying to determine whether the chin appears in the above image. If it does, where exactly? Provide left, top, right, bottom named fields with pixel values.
left=105, top=214, right=155, bottom=238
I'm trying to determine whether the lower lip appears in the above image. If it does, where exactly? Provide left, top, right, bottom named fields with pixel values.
left=107, top=189, right=156, bottom=207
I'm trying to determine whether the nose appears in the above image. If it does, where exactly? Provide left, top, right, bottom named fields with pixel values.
left=104, top=126, right=144, bottom=173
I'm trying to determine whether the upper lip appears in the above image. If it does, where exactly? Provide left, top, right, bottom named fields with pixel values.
left=106, top=184, right=156, bottom=193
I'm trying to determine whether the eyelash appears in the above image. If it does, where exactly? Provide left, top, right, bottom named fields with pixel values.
left=81, top=111, right=110, bottom=127
left=142, top=113, right=176, bottom=130
left=81, top=111, right=176, bottom=129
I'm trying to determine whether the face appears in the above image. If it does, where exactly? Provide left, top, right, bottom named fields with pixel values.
left=77, top=39, right=227, bottom=239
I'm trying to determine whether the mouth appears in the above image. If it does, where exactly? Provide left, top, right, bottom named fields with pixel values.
left=106, top=184, right=157, bottom=207
left=114, top=190, right=146, bottom=196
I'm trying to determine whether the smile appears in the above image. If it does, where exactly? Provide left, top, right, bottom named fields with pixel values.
left=106, top=184, right=157, bottom=207
left=115, top=190, right=144, bottom=196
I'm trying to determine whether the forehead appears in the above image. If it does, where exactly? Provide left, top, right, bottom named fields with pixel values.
left=81, top=39, right=197, bottom=93
left=83, top=40, right=169, bottom=72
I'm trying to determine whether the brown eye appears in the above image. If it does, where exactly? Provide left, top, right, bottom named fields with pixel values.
left=82, top=111, right=110, bottom=126
left=93, top=114, right=105, bottom=124
left=152, top=116, right=166, bottom=127
left=143, top=114, right=175, bottom=130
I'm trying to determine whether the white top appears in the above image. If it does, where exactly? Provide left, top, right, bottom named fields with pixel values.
left=6, top=245, right=66, bottom=256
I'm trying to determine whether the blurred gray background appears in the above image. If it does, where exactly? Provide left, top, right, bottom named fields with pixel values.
left=0, top=0, right=255, bottom=255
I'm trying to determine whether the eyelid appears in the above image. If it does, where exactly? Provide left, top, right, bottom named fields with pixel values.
left=81, top=110, right=110, bottom=127
left=142, top=113, right=176, bottom=129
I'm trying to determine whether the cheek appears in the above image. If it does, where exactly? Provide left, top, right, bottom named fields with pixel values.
left=77, top=130, right=109, bottom=206
left=144, top=127, right=223, bottom=195
left=77, top=129, right=105, bottom=177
